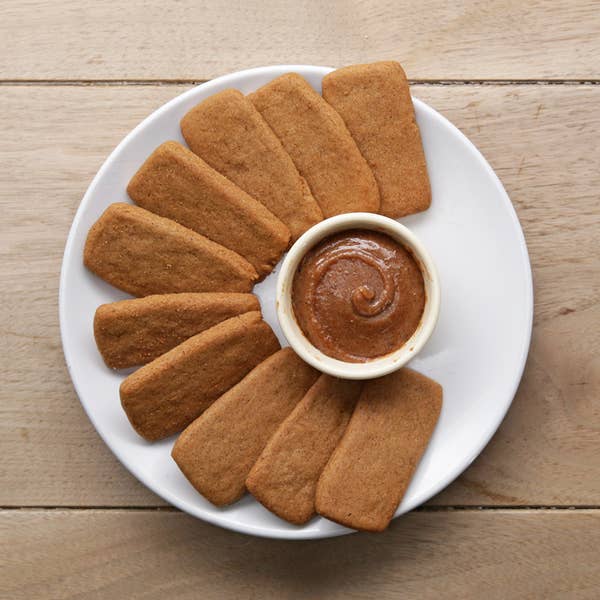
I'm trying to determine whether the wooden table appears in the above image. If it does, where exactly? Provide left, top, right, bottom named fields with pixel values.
left=2, top=2, right=599, bottom=598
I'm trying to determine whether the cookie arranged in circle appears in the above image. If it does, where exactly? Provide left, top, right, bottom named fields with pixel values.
left=84, top=203, right=258, bottom=296
left=120, top=311, right=280, bottom=441
left=181, top=89, right=322, bottom=241
left=322, top=61, right=431, bottom=218
left=249, top=73, right=380, bottom=217
left=315, top=368, right=442, bottom=532
left=94, top=292, right=259, bottom=369
left=247, top=375, right=362, bottom=524
left=127, top=141, right=290, bottom=278
left=172, top=348, right=319, bottom=506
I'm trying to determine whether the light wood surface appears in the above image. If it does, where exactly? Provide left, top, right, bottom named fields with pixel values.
left=2, top=1, right=600, bottom=81
left=3, top=510, right=599, bottom=599
left=2, top=84, right=598, bottom=507
left=2, top=0, right=599, bottom=596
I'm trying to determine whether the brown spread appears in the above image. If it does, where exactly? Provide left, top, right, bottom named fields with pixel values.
left=292, top=229, right=425, bottom=362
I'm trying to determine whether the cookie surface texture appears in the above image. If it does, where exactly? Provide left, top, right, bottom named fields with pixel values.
left=246, top=375, right=362, bottom=524
left=249, top=73, right=380, bottom=217
left=171, top=347, right=319, bottom=506
left=181, top=89, right=322, bottom=241
left=94, top=292, right=259, bottom=369
left=315, top=368, right=442, bottom=532
left=127, top=141, right=290, bottom=277
left=322, top=61, right=431, bottom=218
left=83, top=203, right=258, bottom=296
left=120, top=311, right=280, bottom=441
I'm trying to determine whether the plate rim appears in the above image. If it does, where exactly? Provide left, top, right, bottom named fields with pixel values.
left=59, top=64, right=534, bottom=540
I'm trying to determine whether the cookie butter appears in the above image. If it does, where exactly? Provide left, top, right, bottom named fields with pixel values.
left=292, top=229, right=425, bottom=362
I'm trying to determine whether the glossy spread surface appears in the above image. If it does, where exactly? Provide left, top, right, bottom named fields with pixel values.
left=292, top=229, right=425, bottom=362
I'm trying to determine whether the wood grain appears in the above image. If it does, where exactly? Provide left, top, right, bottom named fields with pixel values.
left=3, top=509, right=600, bottom=599
left=1, top=1, right=599, bottom=81
left=418, top=84, right=600, bottom=505
left=2, top=1, right=598, bottom=595
left=1, top=84, right=598, bottom=508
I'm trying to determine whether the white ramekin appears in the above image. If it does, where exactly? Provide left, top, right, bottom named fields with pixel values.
left=276, top=213, right=440, bottom=380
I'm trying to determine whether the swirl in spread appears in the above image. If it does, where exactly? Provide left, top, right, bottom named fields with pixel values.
left=292, top=229, right=425, bottom=362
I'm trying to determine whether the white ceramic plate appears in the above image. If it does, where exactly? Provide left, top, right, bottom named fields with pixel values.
left=60, top=65, right=533, bottom=539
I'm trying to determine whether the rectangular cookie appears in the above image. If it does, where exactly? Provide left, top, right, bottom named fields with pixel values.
left=181, top=89, right=322, bottom=241
left=171, top=347, right=319, bottom=506
left=84, top=203, right=258, bottom=296
left=322, top=61, right=431, bottom=218
left=315, top=368, right=442, bottom=532
left=246, top=375, right=362, bottom=524
left=120, top=311, right=280, bottom=441
left=94, top=292, right=260, bottom=369
left=249, top=73, right=380, bottom=218
left=127, top=141, right=290, bottom=278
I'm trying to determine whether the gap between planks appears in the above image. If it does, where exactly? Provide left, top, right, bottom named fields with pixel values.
left=2, top=506, right=599, bottom=512
left=0, top=79, right=599, bottom=87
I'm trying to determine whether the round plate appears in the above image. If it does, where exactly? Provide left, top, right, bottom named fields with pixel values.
left=60, top=65, right=533, bottom=539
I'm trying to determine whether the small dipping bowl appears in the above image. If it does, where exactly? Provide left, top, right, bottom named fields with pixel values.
left=276, top=212, right=440, bottom=380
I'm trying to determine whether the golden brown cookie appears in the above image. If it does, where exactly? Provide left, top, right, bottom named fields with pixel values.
left=127, top=141, right=290, bottom=278
left=171, top=348, right=319, bottom=506
left=322, top=61, right=431, bottom=218
left=315, top=368, right=442, bottom=532
left=181, top=89, right=322, bottom=241
left=94, top=292, right=260, bottom=369
left=120, top=311, right=280, bottom=441
left=246, top=375, right=362, bottom=524
left=84, top=203, right=257, bottom=296
left=249, top=73, right=380, bottom=218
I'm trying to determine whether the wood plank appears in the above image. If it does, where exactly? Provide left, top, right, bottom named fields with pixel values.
left=0, top=87, right=187, bottom=507
left=3, top=509, right=599, bottom=599
left=1, top=1, right=600, bottom=81
left=417, top=84, right=600, bottom=505
left=1, top=84, right=598, bottom=507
